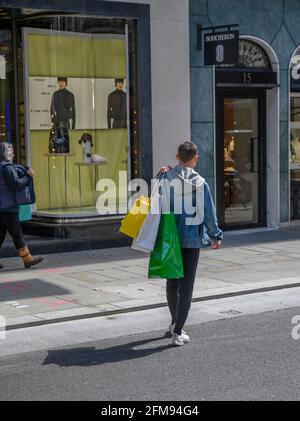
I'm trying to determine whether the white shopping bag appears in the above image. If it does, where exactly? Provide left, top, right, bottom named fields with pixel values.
left=132, top=179, right=162, bottom=253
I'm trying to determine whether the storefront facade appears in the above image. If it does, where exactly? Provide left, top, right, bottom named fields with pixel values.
left=2, top=0, right=300, bottom=245
left=190, top=0, right=300, bottom=230
left=0, top=0, right=190, bottom=242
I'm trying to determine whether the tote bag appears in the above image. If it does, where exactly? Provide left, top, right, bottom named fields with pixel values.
left=19, top=204, right=34, bottom=222
left=119, top=196, right=150, bottom=239
left=148, top=212, right=184, bottom=279
left=131, top=179, right=162, bottom=253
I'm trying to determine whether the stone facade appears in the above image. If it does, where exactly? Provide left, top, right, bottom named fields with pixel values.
left=190, top=0, right=299, bottom=223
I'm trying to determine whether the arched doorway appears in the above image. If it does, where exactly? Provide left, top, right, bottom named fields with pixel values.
left=215, top=38, right=279, bottom=230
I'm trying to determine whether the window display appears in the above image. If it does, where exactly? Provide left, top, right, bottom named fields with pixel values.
left=23, top=27, right=129, bottom=216
left=290, top=47, right=300, bottom=220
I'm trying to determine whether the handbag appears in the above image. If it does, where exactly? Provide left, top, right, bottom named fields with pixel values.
left=14, top=165, right=36, bottom=206
left=15, top=182, right=35, bottom=205
left=49, top=127, right=70, bottom=154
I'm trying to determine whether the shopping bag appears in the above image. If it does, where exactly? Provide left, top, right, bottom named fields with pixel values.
left=19, top=204, right=34, bottom=222
left=131, top=179, right=162, bottom=253
left=148, top=212, right=184, bottom=279
left=119, top=196, right=150, bottom=239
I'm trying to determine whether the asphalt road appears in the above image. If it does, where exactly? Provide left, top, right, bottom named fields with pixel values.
left=0, top=303, right=300, bottom=401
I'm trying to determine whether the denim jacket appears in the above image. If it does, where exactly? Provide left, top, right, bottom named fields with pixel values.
left=164, top=165, right=223, bottom=249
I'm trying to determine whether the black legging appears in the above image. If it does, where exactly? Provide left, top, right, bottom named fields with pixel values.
left=0, top=212, right=26, bottom=250
left=166, top=248, right=200, bottom=336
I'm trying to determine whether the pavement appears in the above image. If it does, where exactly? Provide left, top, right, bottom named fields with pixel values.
left=1, top=228, right=300, bottom=330
left=0, top=288, right=300, bottom=400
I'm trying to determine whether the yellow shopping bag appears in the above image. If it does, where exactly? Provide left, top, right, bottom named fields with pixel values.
left=119, top=196, right=151, bottom=239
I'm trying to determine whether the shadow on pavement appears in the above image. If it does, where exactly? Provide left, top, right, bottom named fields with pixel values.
left=0, top=278, right=69, bottom=301
left=43, top=335, right=173, bottom=367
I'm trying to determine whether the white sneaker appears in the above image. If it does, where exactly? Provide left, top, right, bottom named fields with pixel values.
left=172, top=332, right=190, bottom=347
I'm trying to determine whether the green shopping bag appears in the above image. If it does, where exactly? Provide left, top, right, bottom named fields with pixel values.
left=19, top=204, right=33, bottom=222
left=148, top=212, right=184, bottom=279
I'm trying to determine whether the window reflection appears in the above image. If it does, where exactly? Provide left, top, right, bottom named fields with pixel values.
left=290, top=48, right=300, bottom=220
left=223, top=98, right=260, bottom=227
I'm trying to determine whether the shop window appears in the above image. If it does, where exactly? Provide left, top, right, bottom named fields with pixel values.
left=290, top=47, right=300, bottom=220
left=19, top=16, right=138, bottom=219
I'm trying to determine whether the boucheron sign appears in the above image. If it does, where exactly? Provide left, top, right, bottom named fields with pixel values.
left=204, top=30, right=239, bottom=66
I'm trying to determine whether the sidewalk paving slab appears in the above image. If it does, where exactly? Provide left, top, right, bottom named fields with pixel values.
left=1, top=229, right=300, bottom=329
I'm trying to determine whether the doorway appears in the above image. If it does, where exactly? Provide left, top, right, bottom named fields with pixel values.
left=216, top=90, right=266, bottom=229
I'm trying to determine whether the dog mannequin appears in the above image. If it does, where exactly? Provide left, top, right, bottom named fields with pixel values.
left=78, top=133, right=108, bottom=164
left=79, top=133, right=93, bottom=163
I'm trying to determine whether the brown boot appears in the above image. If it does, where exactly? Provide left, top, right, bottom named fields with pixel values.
left=19, top=246, right=43, bottom=269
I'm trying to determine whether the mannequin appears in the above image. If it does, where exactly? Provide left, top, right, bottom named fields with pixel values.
left=291, top=134, right=300, bottom=162
left=228, top=136, right=235, bottom=156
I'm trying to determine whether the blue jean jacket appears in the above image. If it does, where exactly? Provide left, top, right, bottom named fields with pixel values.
left=165, top=166, right=223, bottom=249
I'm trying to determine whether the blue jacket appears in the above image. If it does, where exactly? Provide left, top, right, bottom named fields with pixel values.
left=0, top=161, right=32, bottom=213
left=164, top=165, right=223, bottom=249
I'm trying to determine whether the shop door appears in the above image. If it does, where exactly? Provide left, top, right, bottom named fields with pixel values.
left=216, top=90, right=266, bottom=229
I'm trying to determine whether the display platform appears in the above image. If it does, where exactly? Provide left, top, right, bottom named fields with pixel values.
left=34, top=203, right=127, bottom=220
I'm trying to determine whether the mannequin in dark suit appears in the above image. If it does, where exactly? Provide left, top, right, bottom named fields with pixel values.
left=107, top=79, right=127, bottom=129
left=51, top=77, right=76, bottom=130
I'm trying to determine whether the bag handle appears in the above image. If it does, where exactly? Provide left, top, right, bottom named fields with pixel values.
left=160, top=173, right=171, bottom=214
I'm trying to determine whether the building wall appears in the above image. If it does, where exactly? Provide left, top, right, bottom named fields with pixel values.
left=190, top=0, right=300, bottom=223
left=0, top=0, right=191, bottom=178
left=108, top=0, right=191, bottom=174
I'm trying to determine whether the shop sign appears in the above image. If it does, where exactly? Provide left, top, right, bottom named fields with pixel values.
left=204, top=30, right=239, bottom=66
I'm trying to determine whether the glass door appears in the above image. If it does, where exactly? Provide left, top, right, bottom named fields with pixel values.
left=216, top=91, right=266, bottom=229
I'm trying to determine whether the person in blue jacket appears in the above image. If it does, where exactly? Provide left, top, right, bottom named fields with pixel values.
left=0, top=142, right=43, bottom=269
left=160, top=142, right=223, bottom=347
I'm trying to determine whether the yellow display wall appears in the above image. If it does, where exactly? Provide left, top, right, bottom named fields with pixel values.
left=26, top=31, right=128, bottom=213
left=31, top=129, right=127, bottom=210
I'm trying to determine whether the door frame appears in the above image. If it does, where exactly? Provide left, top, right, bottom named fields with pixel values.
left=216, top=88, right=267, bottom=230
